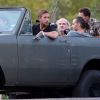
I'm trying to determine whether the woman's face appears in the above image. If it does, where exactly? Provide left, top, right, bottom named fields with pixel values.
left=57, top=19, right=69, bottom=32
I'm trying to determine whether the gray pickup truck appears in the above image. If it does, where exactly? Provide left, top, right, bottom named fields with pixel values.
left=0, top=7, right=100, bottom=97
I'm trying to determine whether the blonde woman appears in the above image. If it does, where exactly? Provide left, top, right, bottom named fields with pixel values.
left=56, top=18, right=70, bottom=36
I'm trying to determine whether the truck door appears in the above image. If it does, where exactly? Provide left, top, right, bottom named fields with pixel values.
left=18, top=34, right=72, bottom=86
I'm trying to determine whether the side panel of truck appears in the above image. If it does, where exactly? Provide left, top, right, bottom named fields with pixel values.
left=17, top=35, right=73, bottom=86
left=0, top=35, right=18, bottom=85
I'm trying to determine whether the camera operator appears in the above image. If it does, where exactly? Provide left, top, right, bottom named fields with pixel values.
left=56, top=18, right=70, bottom=36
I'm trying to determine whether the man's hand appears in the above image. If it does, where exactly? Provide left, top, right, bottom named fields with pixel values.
left=33, top=31, right=44, bottom=40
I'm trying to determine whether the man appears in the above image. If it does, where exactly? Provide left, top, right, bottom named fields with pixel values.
left=78, top=7, right=100, bottom=36
left=78, top=7, right=91, bottom=23
left=56, top=18, right=70, bottom=36
left=67, top=16, right=91, bottom=37
left=32, top=10, right=58, bottom=39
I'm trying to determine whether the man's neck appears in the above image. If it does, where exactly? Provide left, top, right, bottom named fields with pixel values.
left=40, top=23, right=48, bottom=31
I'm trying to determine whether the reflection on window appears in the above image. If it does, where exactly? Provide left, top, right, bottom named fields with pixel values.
left=0, top=10, right=21, bottom=32
left=21, top=11, right=32, bottom=34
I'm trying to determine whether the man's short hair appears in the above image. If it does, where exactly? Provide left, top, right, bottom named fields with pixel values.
left=79, top=7, right=91, bottom=18
left=36, top=9, right=49, bottom=23
left=37, top=9, right=49, bottom=18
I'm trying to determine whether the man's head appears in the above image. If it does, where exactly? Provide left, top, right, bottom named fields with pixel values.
left=56, top=18, right=70, bottom=32
left=71, top=18, right=78, bottom=31
left=71, top=16, right=90, bottom=31
left=37, top=10, right=50, bottom=25
left=78, top=7, right=91, bottom=23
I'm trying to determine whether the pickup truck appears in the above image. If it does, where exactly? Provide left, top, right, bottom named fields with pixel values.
left=0, top=7, right=100, bottom=97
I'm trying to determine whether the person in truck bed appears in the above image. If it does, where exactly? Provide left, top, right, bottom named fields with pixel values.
left=67, top=16, right=92, bottom=37
left=56, top=18, right=70, bottom=36
left=78, top=7, right=100, bottom=36
left=32, top=9, right=58, bottom=39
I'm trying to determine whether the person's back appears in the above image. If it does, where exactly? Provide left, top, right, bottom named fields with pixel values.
left=67, top=30, right=91, bottom=37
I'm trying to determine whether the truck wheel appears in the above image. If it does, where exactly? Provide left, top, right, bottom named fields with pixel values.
left=73, top=70, right=100, bottom=97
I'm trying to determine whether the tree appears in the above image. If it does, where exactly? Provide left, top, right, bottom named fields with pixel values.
left=0, top=0, right=99, bottom=22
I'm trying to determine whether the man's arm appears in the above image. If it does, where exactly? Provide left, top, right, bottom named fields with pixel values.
left=44, top=31, right=58, bottom=39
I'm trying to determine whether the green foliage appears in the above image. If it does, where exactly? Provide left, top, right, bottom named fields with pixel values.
left=0, top=0, right=51, bottom=22
left=0, top=0, right=99, bottom=23
left=57, top=0, right=100, bottom=21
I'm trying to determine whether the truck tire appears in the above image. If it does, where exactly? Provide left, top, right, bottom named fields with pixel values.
left=73, top=70, right=100, bottom=97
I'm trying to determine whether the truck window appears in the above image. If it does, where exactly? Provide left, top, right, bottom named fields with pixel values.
left=20, top=11, right=32, bottom=35
left=0, top=10, right=21, bottom=34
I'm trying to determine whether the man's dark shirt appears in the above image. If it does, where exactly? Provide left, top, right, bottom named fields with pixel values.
left=32, top=23, right=56, bottom=35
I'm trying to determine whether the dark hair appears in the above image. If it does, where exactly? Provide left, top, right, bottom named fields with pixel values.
left=79, top=7, right=91, bottom=18
left=35, top=19, right=40, bottom=23
left=76, top=16, right=90, bottom=30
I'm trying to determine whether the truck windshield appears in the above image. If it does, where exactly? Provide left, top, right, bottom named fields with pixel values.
left=0, top=10, right=21, bottom=32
